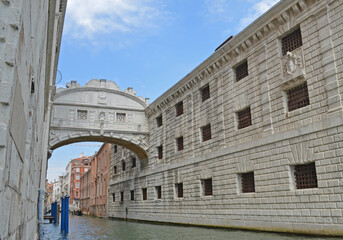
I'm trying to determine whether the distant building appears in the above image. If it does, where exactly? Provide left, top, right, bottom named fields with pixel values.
left=83, top=143, right=111, bottom=217
left=52, top=177, right=63, bottom=203
left=69, top=154, right=92, bottom=209
left=44, top=180, right=54, bottom=212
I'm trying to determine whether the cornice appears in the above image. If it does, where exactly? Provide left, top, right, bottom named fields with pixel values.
left=146, top=0, right=316, bottom=118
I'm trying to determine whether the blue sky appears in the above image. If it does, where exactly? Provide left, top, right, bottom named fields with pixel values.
left=47, top=0, right=280, bottom=182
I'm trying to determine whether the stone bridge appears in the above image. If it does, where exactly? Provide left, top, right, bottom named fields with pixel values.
left=49, top=79, right=150, bottom=160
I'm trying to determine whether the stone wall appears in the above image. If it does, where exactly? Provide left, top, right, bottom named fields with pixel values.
left=108, top=0, right=343, bottom=236
left=0, top=0, right=66, bottom=239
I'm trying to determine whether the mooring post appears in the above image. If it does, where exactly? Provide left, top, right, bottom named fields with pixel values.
left=65, top=195, right=70, bottom=234
left=61, top=196, right=65, bottom=232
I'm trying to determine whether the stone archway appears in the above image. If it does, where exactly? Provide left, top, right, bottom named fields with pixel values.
left=49, top=79, right=150, bottom=161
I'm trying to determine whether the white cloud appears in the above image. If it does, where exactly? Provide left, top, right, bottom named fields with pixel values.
left=64, top=0, right=165, bottom=39
left=239, top=0, right=280, bottom=30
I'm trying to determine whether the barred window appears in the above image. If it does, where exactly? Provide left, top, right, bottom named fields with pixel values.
left=116, top=113, right=126, bottom=123
left=176, top=136, right=184, bottom=151
left=235, top=60, right=248, bottom=82
left=156, top=186, right=162, bottom=199
left=120, top=191, right=124, bottom=202
left=241, top=172, right=255, bottom=193
left=201, top=84, right=210, bottom=102
left=114, top=145, right=117, bottom=153
left=202, top=178, right=213, bottom=196
left=176, top=183, right=183, bottom=198
left=157, top=145, right=163, bottom=159
left=294, top=162, right=318, bottom=189
left=130, top=190, right=135, bottom=201
left=237, top=107, right=252, bottom=129
left=175, top=101, right=183, bottom=116
left=113, top=165, right=117, bottom=174
left=122, top=161, right=126, bottom=171
left=201, top=124, right=212, bottom=142
left=282, top=28, right=302, bottom=55
left=142, top=188, right=147, bottom=201
left=112, top=193, right=115, bottom=202
left=156, top=115, right=162, bottom=127
left=77, top=110, right=87, bottom=120
left=287, top=82, right=310, bottom=112
left=132, top=157, right=136, bottom=168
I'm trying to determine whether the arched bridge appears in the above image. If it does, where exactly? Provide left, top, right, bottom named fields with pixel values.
left=49, top=79, right=150, bottom=160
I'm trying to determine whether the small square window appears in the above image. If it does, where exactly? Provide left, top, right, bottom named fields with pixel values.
left=142, top=188, right=147, bottom=201
left=201, top=84, right=210, bottom=102
left=130, top=190, right=135, bottom=201
left=77, top=110, right=87, bottom=120
left=237, top=107, right=252, bottom=129
left=294, top=162, right=318, bottom=189
left=176, top=136, right=184, bottom=151
left=241, top=172, right=255, bottom=193
left=157, top=145, right=163, bottom=159
left=175, top=101, right=184, bottom=117
left=120, top=191, right=124, bottom=202
left=201, top=124, right=212, bottom=142
left=112, top=193, right=115, bottom=202
left=202, top=178, right=213, bottom=196
left=116, top=113, right=126, bottom=122
left=235, top=60, right=248, bottom=82
left=132, top=157, right=136, bottom=168
left=175, top=183, right=183, bottom=198
left=155, top=186, right=162, bottom=199
left=114, top=166, right=117, bottom=174
left=122, top=161, right=126, bottom=171
left=282, top=28, right=302, bottom=55
left=286, top=82, right=310, bottom=112
left=156, top=115, right=162, bottom=127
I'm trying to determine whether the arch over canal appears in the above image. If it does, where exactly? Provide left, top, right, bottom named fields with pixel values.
left=49, top=79, right=150, bottom=160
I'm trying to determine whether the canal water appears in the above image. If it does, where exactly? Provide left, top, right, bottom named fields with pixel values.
left=41, top=216, right=342, bottom=240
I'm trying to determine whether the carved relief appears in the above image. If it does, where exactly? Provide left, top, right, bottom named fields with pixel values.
left=281, top=47, right=305, bottom=83
left=116, top=113, right=126, bottom=123
left=289, top=141, right=315, bottom=165
left=285, top=51, right=302, bottom=75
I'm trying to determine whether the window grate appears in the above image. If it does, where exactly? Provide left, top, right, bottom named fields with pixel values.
left=237, top=107, right=252, bottom=129
left=120, top=191, right=124, bottom=202
left=114, top=166, right=117, bottom=174
left=236, top=60, right=248, bottom=82
left=156, top=115, right=162, bottom=127
left=114, top=145, right=117, bottom=153
left=202, top=124, right=212, bottom=142
left=287, top=82, right=310, bottom=111
left=122, top=161, right=126, bottom=171
left=142, top=188, right=147, bottom=201
left=177, top=183, right=183, bottom=198
left=294, top=162, right=318, bottom=189
left=132, top=157, right=136, bottom=168
left=282, top=28, right=302, bottom=55
left=157, top=145, right=163, bottom=159
left=175, top=101, right=184, bottom=116
left=201, top=84, right=210, bottom=102
left=156, top=186, right=162, bottom=199
left=130, top=190, right=135, bottom=201
left=204, top=179, right=213, bottom=196
left=177, top=136, right=184, bottom=151
left=242, top=172, right=255, bottom=193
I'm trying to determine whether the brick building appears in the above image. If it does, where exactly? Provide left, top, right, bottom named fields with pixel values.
left=88, top=143, right=111, bottom=217
left=80, top=168, right=91, bottom=215
left=69, top=154, right=92, bottom=209
left=108, top=0, right=343, bottom=236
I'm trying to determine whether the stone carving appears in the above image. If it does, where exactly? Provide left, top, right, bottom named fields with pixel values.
left=285, top=51, right=302, bottom=75
left=97, top=92, right=107, bottom=105
left=99, top=111, right=105, bottom=120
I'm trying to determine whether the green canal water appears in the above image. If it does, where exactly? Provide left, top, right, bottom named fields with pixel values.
left=41, top=215, right=343, bottom=240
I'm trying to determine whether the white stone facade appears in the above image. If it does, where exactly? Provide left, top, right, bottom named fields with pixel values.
left=108, top=0, right=343, bottom=236
left=0, top=0, right=66, bottom=239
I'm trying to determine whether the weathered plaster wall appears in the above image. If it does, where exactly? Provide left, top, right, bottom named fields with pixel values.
left=0, top=0, right=66, bottom=239
left=108, top=0, right=343, bottom=236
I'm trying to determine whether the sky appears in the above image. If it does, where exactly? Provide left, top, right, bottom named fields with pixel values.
left=47, top=0, right=280, bottom=182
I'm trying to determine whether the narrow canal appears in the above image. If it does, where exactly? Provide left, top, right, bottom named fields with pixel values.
left=42, top=216, right=342, bottom=240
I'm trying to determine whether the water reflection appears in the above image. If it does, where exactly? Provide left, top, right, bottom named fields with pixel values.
left=41, top=215, right=342, bottom=240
